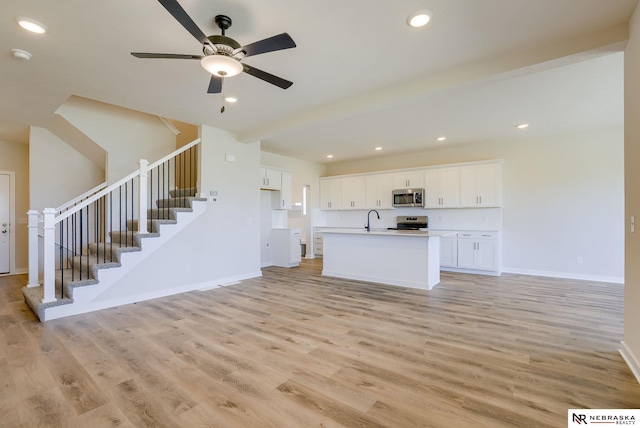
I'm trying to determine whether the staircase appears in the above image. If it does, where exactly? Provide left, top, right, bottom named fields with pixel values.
left=23, top=139, right=205, bottom=321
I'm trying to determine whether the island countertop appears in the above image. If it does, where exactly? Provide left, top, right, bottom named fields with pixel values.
left=321, top=228, right=456, bottom=238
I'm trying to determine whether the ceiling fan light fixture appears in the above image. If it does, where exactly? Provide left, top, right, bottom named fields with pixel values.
left=407, top=10, right=433, bottom=28
left=201, top=55, right=243, bottom=77
left=16, top=16, right=47, bottom=34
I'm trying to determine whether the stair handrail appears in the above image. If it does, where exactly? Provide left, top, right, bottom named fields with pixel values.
left=55, top=181, right=108, bottom=214
left=31, top=137, right=201, bottom=303
left=55, top=138, right=200, bottom=223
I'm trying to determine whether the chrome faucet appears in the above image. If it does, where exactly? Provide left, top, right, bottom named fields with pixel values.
left=366, top=210, right=380, bottom=231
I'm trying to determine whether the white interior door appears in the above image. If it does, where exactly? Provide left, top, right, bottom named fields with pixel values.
left=0, top=174, right=10, bottom=273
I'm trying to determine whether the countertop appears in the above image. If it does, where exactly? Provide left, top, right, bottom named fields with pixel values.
left=321, top=228, right=457, bottom=238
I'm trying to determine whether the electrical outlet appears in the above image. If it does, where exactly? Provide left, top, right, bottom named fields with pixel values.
left=186, top=264, right=191, bottom=273
left=266, top=241, right=270, bottom=247
left=577, top=257, right=583, bottom=265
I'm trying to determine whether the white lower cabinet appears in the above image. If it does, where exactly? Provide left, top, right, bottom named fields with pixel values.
left=313, top=229, right=324, bottom=256
left=457, top=232, right=499, bottom=272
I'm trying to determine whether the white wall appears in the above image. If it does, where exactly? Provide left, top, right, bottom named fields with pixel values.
left=624, top=3, right=640, bottom=381
left=0, top=140, right=29, bottom=272
left=260, top=151, right=326, bottom=257
left=325, top=126, right=624, bottom=282
left=29, top=127, right=105, bottom=211
left=55, top=96, right=178, bottom=183
left=94, top=125, right=262, bottom=298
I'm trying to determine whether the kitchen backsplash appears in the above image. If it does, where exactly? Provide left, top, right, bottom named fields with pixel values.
left=319, top=207, right=502, bottom=231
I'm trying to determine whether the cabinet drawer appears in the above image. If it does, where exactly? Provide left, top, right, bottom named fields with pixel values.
left=458, top=231, right=498, bottom=239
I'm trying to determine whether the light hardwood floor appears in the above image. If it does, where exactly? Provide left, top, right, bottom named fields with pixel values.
left=1, top=260, right=639, bottom=427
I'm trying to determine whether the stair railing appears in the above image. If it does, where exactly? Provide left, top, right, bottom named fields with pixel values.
left=28, top=138, right=200, bottom=304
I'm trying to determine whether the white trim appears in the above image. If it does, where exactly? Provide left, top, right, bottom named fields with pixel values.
left=620, top=341, right=640, bottom=384
left=157, top=116, right=181, bottom=136
left=501, top=266, right=624, bottom=284
left=55, top=181, right=107, bottom=213
left=0, top=170, right=16, bottom=274
left=42, top=270, right=262, bottom=321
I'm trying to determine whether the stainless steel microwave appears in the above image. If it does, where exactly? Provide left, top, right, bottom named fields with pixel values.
left=392, top=188, right=425, bottom=208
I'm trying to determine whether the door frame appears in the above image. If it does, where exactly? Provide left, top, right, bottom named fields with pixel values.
left=0, top=170, right=16, bottom=275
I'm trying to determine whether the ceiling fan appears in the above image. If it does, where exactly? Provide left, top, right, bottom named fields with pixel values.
left=131, top=0, right=296, bottom=94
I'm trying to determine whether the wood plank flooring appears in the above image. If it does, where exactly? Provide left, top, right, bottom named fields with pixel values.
left=1, top=260, right=639, bottom=427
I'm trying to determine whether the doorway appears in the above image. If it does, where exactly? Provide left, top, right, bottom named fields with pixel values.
left=0, top=172, right=13, bottom=274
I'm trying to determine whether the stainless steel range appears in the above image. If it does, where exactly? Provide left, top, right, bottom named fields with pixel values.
left=388, top=215, right=428, bottom=230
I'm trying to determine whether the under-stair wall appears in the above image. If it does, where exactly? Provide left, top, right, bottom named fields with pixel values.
left=98, top=125, right=263, bottom=294
left=25, top=125, right=263, bottom=320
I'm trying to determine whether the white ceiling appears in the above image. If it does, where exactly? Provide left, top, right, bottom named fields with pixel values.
left=0, top=0, right=636, bottom=163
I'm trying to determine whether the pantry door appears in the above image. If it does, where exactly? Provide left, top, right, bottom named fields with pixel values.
left=0, top=173, right=10, bottom=274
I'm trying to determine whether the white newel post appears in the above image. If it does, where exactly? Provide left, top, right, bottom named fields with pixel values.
left=138, top=159, right=148, bottom=234
left=26, top=210, right=40, bottom=287
left=42, top=208, right=56, bottom=303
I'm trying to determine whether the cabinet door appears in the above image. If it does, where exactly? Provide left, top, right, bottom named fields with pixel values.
left=440, top=237, right=458, bottom=267
left=341, top=177, right=366, bottom=209
left=439, top=167, right=461, bottom=208
left=477, top=239, right=498, bottom=271
left=392, top=171, right=424, bottom=189
left=423, top=170, right=442, bottom=208
left=279, top=171, right=293, bottom=210
left=460, top=164, right=501, bottom=207
left=365, top=174, right=394, bottom=209
left=474, top=164, right=500, bottom=207
left=260, top=168, right=282, bottom=190
left=457, top=239, right=477, bottom=269
left=320, top=178, right=342, bottom=210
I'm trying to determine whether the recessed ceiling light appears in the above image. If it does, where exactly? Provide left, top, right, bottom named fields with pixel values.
left=516, top=123, right=529, bottom=129
left=407, top=10, right=433, bottom=28
left=436, top=136, right=446, bottom=141
left=374, top=147, right=383, bottom=151
left=16, top=16, right=47, bottom=34
left=224, top=96, right=238, bottom=103
left=326, top=154, right=334, bottom=159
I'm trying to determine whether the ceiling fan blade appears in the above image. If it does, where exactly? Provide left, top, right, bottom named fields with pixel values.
left=131, top=52, right=203, bottom=59
left=243, top=64, right=293, bottom=89
left=236, top=33, right=296, bottom=58
left=157, top=0, right=210, bottom=46
left=207, top=75, right=223, bottom=93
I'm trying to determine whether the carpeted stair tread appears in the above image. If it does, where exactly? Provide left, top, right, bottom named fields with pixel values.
left=169, top=187, right=197, bottom=198
left=23, top=186, right=204, bottom=321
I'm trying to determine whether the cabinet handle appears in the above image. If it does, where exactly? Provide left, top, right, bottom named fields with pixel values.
left=282, top=199, right=285, bottom=207
left=479, top=196, right=482, bottom=204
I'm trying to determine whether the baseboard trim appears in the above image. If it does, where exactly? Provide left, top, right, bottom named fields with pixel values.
left=501, top=267, right=623, bottom=284
left=620, top=341, right=640, bottom=384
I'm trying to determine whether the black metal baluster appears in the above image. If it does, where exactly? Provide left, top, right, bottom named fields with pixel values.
left=150, top=168, right=154, bottom=223
left=86, top=206, right=89, bottom=279
left=119, top=186, right=122, bottom=248
left=130, top=178, right=134, bottom=246
left=71, top=213, right=76, bottom=282
left=59, top=219, right=63, bottom=298
left=109, top=192, right=113, bottom=262
left=95, top=199, right=99, bottom=268
left=79, top=207, right=83, bottom=280
left=124, top=183, right=128, bottom=247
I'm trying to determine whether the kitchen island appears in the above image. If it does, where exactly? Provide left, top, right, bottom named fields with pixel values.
left=322, top=228, right=452, bottom=290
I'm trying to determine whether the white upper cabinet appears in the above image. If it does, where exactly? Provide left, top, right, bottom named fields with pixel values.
left=341, top=176, right=367, bottom=210
left=320, top=177, right=342, bottom=210
left=392, top=171, right=424, bottom=189
left=365, top=173, right=394, bottom=209
left=424, top=167, right=461, bottom=208
left=460, top=163, right=502, bottom=207
left=260, top=168, right=282, bottom=190
left=279, top=171, right=293, bottom=210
